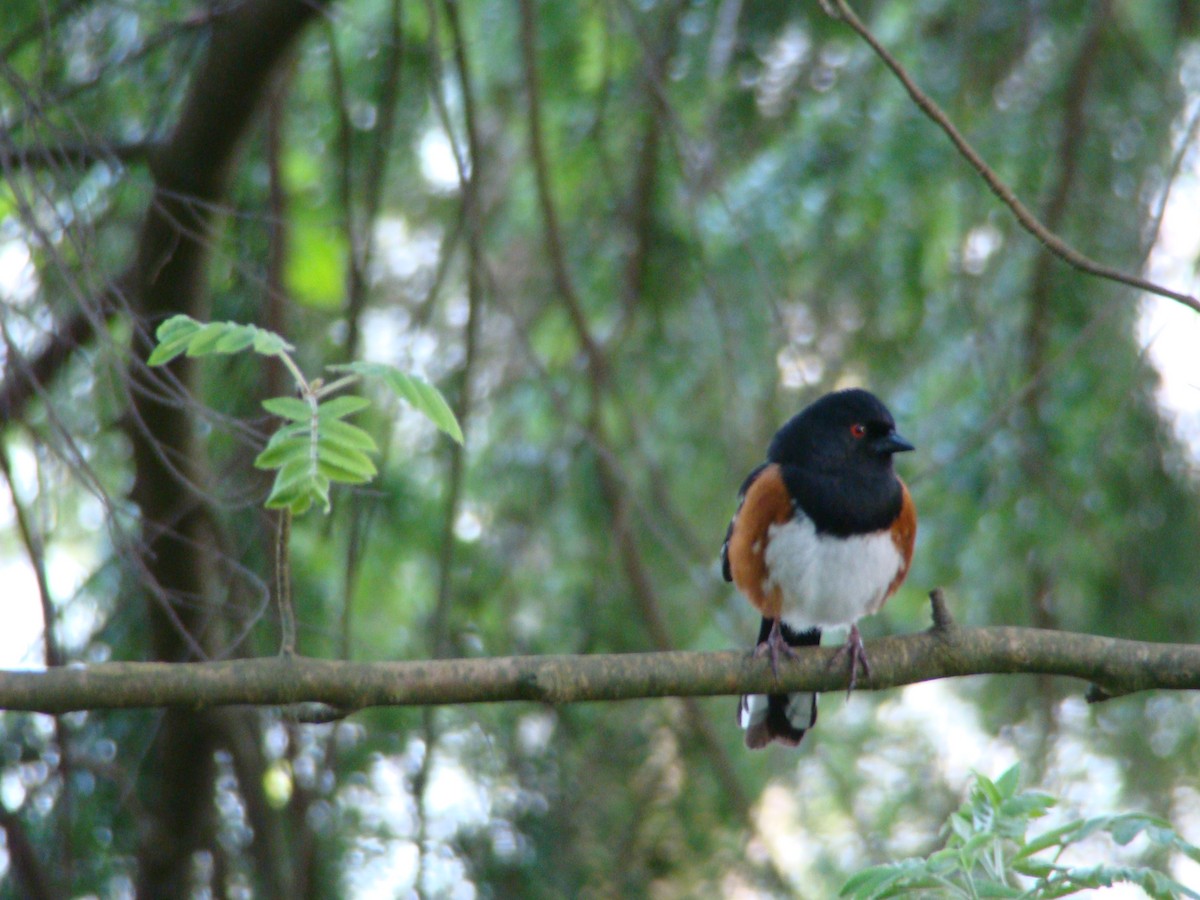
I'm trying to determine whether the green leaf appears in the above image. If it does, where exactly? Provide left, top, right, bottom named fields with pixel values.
left=925, top=847, right=961, bottom=869
left=262, top=396, right=315, bottom=422
left=994, top=764, right=1021, bottom=798
left=1010, top=858, right=1056, bottom=878
left=185, top=322, right=237, bottom=357
left=975, top=771, right=1003, bottom=808
left=317, top=458, right=374, bottom=485
left=264, top=474, right=311, bottom=512
left=838, top=865, right=906, bottom=898
left=264, top=459, right=329, bottom=514
left=959, top=832, right=997, bottom=857
left=252, top=329, right=293, bottom=357
left=316, top=440, right=376, bottom=482
left=999, top=792, right=1056, bottom=822
left=839, top=859, right=938, bottom=899
left=148, top=315, right=203, bottom=365
left=266, top=487, right=313, bottom=515
left=1014, top=821, right=1080, bottom=859
left=254, top=436, right=312, bottom=470
left=1108, top=813, right=1158, bottom=846
left=148, top=316, right=294, bottom=366
left=319, top=419, right=378, bottom=453
left=211, top=326, right=257, bottom=354
left=154, top=314, right=202, bottom=343
left=947, top=812, right=974, bottom=842
left=256, top=394, right=378, bottom=503
left=1052, top=864, right=1200, bottom=899
left=268, top=457, right=316, bottom=493
left=330, top=362, right=463, bottom=443
left=317, top=394, right=371, bottom=421
left=973, top=881, right=1022, bottom=898
left=263, top=421, right=311, bottom=442
left=147, top=334, right=195, bottom=366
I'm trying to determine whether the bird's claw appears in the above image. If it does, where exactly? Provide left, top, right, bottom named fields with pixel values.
left=829, top=623, right=871, bottom=699
left=753, top=618, right=797, bottom=679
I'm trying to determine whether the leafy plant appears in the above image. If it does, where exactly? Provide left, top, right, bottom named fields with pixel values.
left=840, top=765, right=1200, bottom=899
left=149, top=315, right=462, bottom=514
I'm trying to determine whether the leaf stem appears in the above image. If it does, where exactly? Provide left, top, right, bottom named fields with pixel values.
left=312, top=374, right=360, bottom=399
left=275, top=350, right=311, bottom=395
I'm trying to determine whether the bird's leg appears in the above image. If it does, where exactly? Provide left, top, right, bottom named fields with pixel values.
left=829, top=623, right=871, bottom=698
left=752, top=617, right=796, bottom=679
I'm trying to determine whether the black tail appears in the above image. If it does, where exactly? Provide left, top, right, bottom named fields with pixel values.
left=739, top=620, right=821, bottom=749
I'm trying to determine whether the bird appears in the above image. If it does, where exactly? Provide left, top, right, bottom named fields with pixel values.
left=720, top=388, right=916, bottom=749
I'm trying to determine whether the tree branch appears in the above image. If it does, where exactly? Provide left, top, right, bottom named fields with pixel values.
left=824, top=0, right=1200, bottom=313
left=0, top=139, right=152, bottom=172
left=517, top=0, right=610, bottom=382
left=0, top=290, right=118, bottom=426
left=2, top=594, right=1196, bottom=713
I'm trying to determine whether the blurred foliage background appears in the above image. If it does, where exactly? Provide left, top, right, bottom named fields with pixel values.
left=2, top=0, right=1200, bottom=896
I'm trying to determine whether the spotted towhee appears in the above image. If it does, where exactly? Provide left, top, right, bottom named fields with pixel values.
left=721, top=388, right=917, bottom=749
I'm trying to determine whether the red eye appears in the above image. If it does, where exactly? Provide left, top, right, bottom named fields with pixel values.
left=850, top=423, right=866, bottom=439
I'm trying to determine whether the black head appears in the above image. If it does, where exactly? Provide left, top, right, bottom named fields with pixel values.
left=767, top=388, right=914, bottom=473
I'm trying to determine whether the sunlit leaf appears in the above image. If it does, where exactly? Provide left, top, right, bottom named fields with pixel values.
left=286, top=215, right=346, bottom=309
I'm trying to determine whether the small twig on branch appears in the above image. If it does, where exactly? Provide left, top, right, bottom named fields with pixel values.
left=1, top=612, right=1197, bottom=714
left=823, top=0, right=1200, bottom=314
left=928, top=588, right=954, bottom=632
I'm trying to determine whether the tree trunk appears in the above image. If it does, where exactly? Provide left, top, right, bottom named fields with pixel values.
left=123, top=2, right=331, bottom=895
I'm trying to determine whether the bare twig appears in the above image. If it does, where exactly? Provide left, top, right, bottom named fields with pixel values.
left=0, top=288, right=118, bottom=426
left=426, top=0, right=483, bottom=661
left=0, top=139, right=152, bottom=172
left=517, top=0, right=609, bottom=381
left=824, top=0, right=1200, bottom=313
left=274, top=510, right=295, bottom=656
left=415, top=4, right=487, bottom=892
left=0, top=442, right=77, bottom=883
left=0, top=446, right=62, bottom=668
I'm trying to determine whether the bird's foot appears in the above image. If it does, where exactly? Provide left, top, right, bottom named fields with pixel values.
left=753, top=618, right=797, bottom=679
left=829, top=623, right=871, bottom=698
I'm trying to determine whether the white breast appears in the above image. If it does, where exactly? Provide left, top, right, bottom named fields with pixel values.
left=763, top=514, right=902, bottom=630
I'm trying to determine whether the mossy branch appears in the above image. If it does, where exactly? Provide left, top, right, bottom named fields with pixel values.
left=0, top=593, right=1196, bottom=715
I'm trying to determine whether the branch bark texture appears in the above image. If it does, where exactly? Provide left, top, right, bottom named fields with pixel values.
left=3, top=620, right=1196, bottom=715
